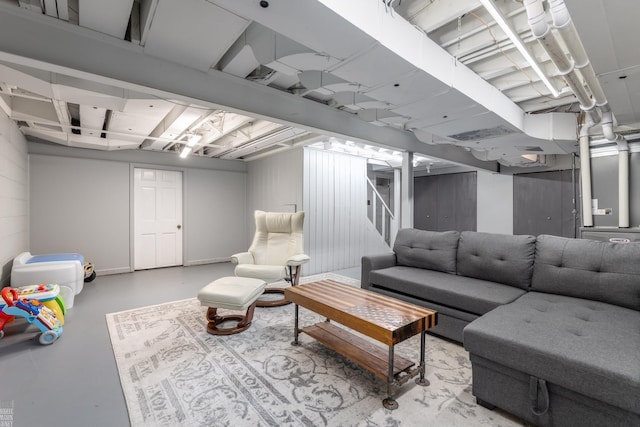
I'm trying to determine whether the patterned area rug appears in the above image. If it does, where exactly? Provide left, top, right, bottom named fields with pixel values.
left=106, top=274, right=524, bottom=427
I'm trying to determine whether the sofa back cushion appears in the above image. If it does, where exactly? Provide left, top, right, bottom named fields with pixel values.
left=457, top=231, right=536, bottom=289
left=393, top=229, right=459, bottom=274
left=532, top=234, right=640, bottom=310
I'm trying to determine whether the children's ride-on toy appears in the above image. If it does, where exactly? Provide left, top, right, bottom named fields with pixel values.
left=0, top=287, right=63, bottom=344
left=8, top=283, right=66, bottom=325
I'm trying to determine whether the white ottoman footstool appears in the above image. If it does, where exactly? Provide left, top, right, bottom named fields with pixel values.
left=197, top=277, right=266, bottom=335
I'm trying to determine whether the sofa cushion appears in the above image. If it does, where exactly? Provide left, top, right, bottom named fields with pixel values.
left=393, top=229, right=459, bottom=274
left=532, top=235, right=640, bottom=310
left=456, top=231, right=535, bottom=290
left=463, top=292, right=640, bottom=415
left=369, top=266, right=526, bottom=315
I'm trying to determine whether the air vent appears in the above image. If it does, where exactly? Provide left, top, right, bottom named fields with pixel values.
left=37, top=123, right=63, bottom=132
left=68, top=103, right=81, bottom=135
left=102, top=110, right=112, bottom=139
left=516, top=146, right=544, bottom=152
left=71, top=118, right=81, bottom=135
left=448, top=125, right=515, bottom=141
left=246, top=65, right=276, bottom=82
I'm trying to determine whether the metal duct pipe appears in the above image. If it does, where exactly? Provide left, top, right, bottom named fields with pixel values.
left=579, top=113, right=595, bottom=227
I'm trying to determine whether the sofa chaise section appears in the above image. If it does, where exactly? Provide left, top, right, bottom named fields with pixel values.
left=463, top=234, right=640, bottom=426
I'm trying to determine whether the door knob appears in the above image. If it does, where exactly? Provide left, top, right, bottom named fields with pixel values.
left=177, top=225, right=182, bottom=229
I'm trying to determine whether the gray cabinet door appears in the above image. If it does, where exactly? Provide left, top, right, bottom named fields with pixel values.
left=414, top=175, right=438, bottom=230
left=414, top=172, right=477, bottom=232
left=454, top=172, right=477, bottom=231
left=513, top=170, right=577, bottom=237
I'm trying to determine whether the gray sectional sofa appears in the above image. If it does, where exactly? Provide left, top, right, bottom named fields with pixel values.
left=361, top=229, right=640, bottom=427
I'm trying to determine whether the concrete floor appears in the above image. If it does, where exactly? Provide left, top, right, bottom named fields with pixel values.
left=0, top=263, right=360, bottom=427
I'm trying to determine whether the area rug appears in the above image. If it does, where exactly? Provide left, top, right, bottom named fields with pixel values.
left=106, top=273, right=524, bottom=427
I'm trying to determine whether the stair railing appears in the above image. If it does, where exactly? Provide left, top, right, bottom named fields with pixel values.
left=366, top=177, right=397, bottom=246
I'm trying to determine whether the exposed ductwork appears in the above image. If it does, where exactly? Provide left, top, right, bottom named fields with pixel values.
left=525, top=0, right=630, bottom=227
left=3, top=0, right=637, bottom=171
left=219, top=23, right=341, bottom=80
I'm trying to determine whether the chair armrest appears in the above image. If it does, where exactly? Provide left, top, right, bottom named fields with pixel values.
left=361, top=253, right=397, bottom=290
left=230, top=252, right=254, bottom=265
left=286, top=254, right=310, bottom=266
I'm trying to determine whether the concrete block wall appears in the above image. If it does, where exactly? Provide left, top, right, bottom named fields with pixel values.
left=0, top=111, right=29, bottom=287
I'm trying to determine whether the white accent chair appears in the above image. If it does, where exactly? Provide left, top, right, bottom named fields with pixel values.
left=231, top=210, right=310, bottom=307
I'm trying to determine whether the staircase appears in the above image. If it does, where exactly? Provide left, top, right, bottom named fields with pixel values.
left=367, top=177, right=398, bottom=248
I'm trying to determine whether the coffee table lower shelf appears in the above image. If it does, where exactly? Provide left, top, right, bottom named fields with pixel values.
left=300, top=322, right=415, bottom=380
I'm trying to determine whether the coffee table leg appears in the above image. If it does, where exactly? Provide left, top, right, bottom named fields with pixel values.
left=291, top=304, right=300, bottom=346
left=383, top=345, right=399, bottom=410
left=416, top=330, right=429, bottom=386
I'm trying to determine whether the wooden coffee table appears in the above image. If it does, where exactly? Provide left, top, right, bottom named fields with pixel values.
left=284, top=279, right=437, bottom=410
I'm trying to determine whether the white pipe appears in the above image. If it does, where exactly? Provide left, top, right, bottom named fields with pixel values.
left=524, top=0, right=548, bottom=38
left=617, top=136, right=630, bottom=228
left=529, top=0, right=630, bottom=228
left=579, top=113, right=596, bottom=227
left=601, top=110, right=616, bottom=142
left=523, top=0, right=595, bottom=110
left=600, top=110, right=630, bottom=227
left=548, top=0, right=607, bottom=106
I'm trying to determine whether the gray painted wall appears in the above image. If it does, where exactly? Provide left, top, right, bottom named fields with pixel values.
left=246, top=148, right=304, bottom=244
left=30, top=154, right=130, bottom=274
left=0, top=111, right=29, bottom=286
left=29, top=143, right=248, bottom=275
left=591, top=152, right=640, bottom=228
left=477, top=170, right=513, bottom=234
left=185, top=167, right=247, bottom=265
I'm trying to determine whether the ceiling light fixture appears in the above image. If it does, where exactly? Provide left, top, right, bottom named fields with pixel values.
left=179, top=146, right=192, bottom=158
left=479, top=0, right=559, bottom=97
left=186, top=134, right=202, bottom=147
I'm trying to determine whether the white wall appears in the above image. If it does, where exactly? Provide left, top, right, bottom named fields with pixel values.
left=0, top=111, right=29, bottom=286
left=477, top=170, right=513, bottom=234
left=303, top=148, right=370, bottom=274
left=29, top=144, right=248, bottom=274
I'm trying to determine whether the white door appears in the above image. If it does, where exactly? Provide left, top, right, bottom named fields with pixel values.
left=134, top=168, right=183, bottom=270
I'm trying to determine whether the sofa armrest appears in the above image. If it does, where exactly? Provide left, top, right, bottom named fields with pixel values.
left=361, top=253, right=397, bottom=290
left=230, top=252, right=254, bottom=265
